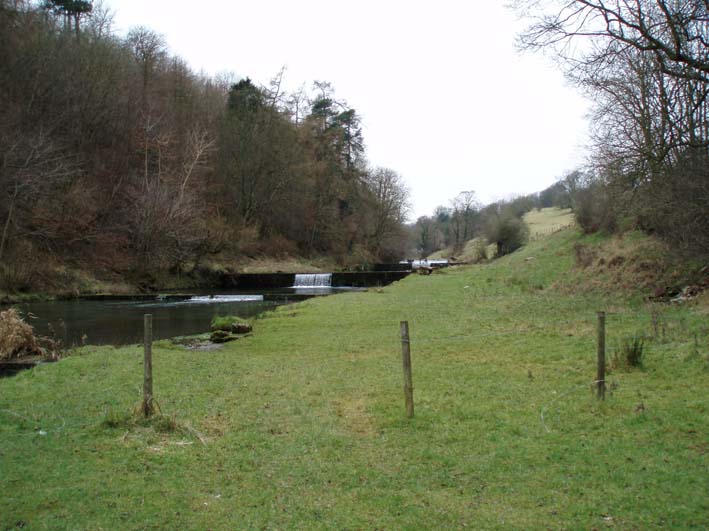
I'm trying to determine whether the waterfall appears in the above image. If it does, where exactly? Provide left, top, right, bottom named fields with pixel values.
left=293, top=273, right=332, bottom=288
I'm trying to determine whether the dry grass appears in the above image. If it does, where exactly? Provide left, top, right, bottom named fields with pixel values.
left=557, top=232, right=694, bottom=295
left=333, top=397, right=375, bottom=436
left=237, top=256, right=337, bottom=274
left=0, top=308, right=44, bottom=360
left=524, top=207, right=575, bottom=239
left=428, top=237, right=496, bottom=262
left=694, top=291, right=709, bottom=313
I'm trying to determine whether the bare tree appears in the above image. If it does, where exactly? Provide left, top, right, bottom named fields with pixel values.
left=515, top=0, right=709, bottom=83
left=0, top=130, right=79, bottom=261
left=450, top=190, right=480, bottom=248
left=365, top=167, right=410, bottom=257
left=515, top=0, right=709, bottom=256
left=126, top=26, right=166, bottom=94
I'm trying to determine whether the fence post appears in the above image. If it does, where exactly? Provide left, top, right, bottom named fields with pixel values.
left=597, top=311, right=606, bottom=400
left=142, top=314, right=155, bottom=417
left=400, top=321, right=414, bottom=418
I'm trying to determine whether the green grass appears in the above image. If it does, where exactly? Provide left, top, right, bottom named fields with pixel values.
left=1, top=229, right=708, bottom=529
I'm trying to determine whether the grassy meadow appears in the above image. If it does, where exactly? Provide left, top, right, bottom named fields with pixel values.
left=1, top=223, right=708, bottom=530
left=524, top=208, right=575, bottom=239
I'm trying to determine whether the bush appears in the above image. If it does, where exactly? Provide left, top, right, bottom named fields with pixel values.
left=485, top=215, right=529, bottom=257
left=469, top=238, right=489, bottom=262
left=0, top=308, right=44, bottom=360
left=635, top=150, right=709, bottom=258
left=573, top=181, right=618, bottom=234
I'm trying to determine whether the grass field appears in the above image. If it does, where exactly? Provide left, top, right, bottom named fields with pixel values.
left=1, top=225, right=708, bottom=530
left=428, top=207, right=575, bottom=262
left=524, top=207, right=575, bottom=239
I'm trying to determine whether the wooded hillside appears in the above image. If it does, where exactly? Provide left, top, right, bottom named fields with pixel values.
left=0, top=1, right=410, bottom=292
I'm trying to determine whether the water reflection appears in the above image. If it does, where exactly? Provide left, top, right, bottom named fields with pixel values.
left=13, top=287, right=358, bottom=346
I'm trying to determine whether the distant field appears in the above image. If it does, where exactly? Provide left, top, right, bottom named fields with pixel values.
left=429, top=207, right=576, bottom=262
left=524, top=207, right=575, bottom=239
left=1, top=227, right=707, bottom=529
left=428, top=236, right=493, bottom=262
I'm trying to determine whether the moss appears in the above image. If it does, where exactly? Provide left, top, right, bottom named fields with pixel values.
left=210, top=315, right=251, bottom=331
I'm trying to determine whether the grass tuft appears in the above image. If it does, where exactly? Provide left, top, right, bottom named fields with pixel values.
left=210, top=315, right=250, bottom=331
left=613, top=334, right=646, bottom=370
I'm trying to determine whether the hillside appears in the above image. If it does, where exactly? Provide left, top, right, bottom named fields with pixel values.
left=428, top=207, right=575, bottom=263
left=0, top=3, right=410, bottom=298
left=1, top=227, right=707, bottom=529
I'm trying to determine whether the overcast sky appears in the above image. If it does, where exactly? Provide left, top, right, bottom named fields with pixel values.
left=108, top=0, right=590, bottom=219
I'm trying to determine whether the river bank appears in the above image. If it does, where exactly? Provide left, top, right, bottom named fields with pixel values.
left=0, top=255, right=342, bottom=305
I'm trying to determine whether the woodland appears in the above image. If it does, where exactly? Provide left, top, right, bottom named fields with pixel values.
left=0, top=0, right=410, bottom=293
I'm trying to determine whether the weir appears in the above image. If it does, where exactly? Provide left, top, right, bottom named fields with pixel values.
left=218, top=271, right=411, bottom=289
left=293, top=273, right=332, bottom=288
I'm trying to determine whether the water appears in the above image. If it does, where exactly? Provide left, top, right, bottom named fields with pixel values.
left=11, top=287, right=352, bottom=347
left=293, top=273, right=332, bottom=288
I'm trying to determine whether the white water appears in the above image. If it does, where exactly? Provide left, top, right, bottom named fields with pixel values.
left=179, top=294, right=264, bottom=304
left=293, top=273, right=332, bottom=288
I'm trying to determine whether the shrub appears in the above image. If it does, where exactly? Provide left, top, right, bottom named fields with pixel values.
left=572, top=180, right=620, bottom=234
left=469, top=237, right=489, bottom=262
left=485, top=215, right=529, bottom=257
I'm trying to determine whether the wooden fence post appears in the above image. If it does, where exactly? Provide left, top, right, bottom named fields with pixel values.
left=400, top=321, right=414, bottom=418
left=597, top=311, right=606, bottom=400
left=142, top=314, right=155, bottom=417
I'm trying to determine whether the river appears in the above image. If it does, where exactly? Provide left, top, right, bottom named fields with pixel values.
left=10, top=287, right=355, bottom=347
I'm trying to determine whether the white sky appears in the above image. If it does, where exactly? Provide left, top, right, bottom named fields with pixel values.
left=108, top=0, right=590, bottom=220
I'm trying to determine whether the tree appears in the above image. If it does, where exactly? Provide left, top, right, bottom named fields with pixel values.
left=217, top=77, right=301, bottom=234
left=0, top=132, right=78, bottom=262
left=126, top=26, right=166, bottom=95
left=300, top=84, right=367, bottom=254
left=515, top=0, right=709, bottom=257
left=415, top=216, right=436, bottom=258
left=515, top=1, right=709, bottom=83
left=364, top=167, right=410, bottom=258
left=44, top=0, right=92, bottom=38
left=450, top=190, right=480, bottom=249
left=484, top=212, right=529, bottom=257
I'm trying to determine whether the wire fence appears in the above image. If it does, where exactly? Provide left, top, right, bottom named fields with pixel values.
left=529, top=223, right=577, bottom=241
left=2, top=306, right=706, bottom=438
